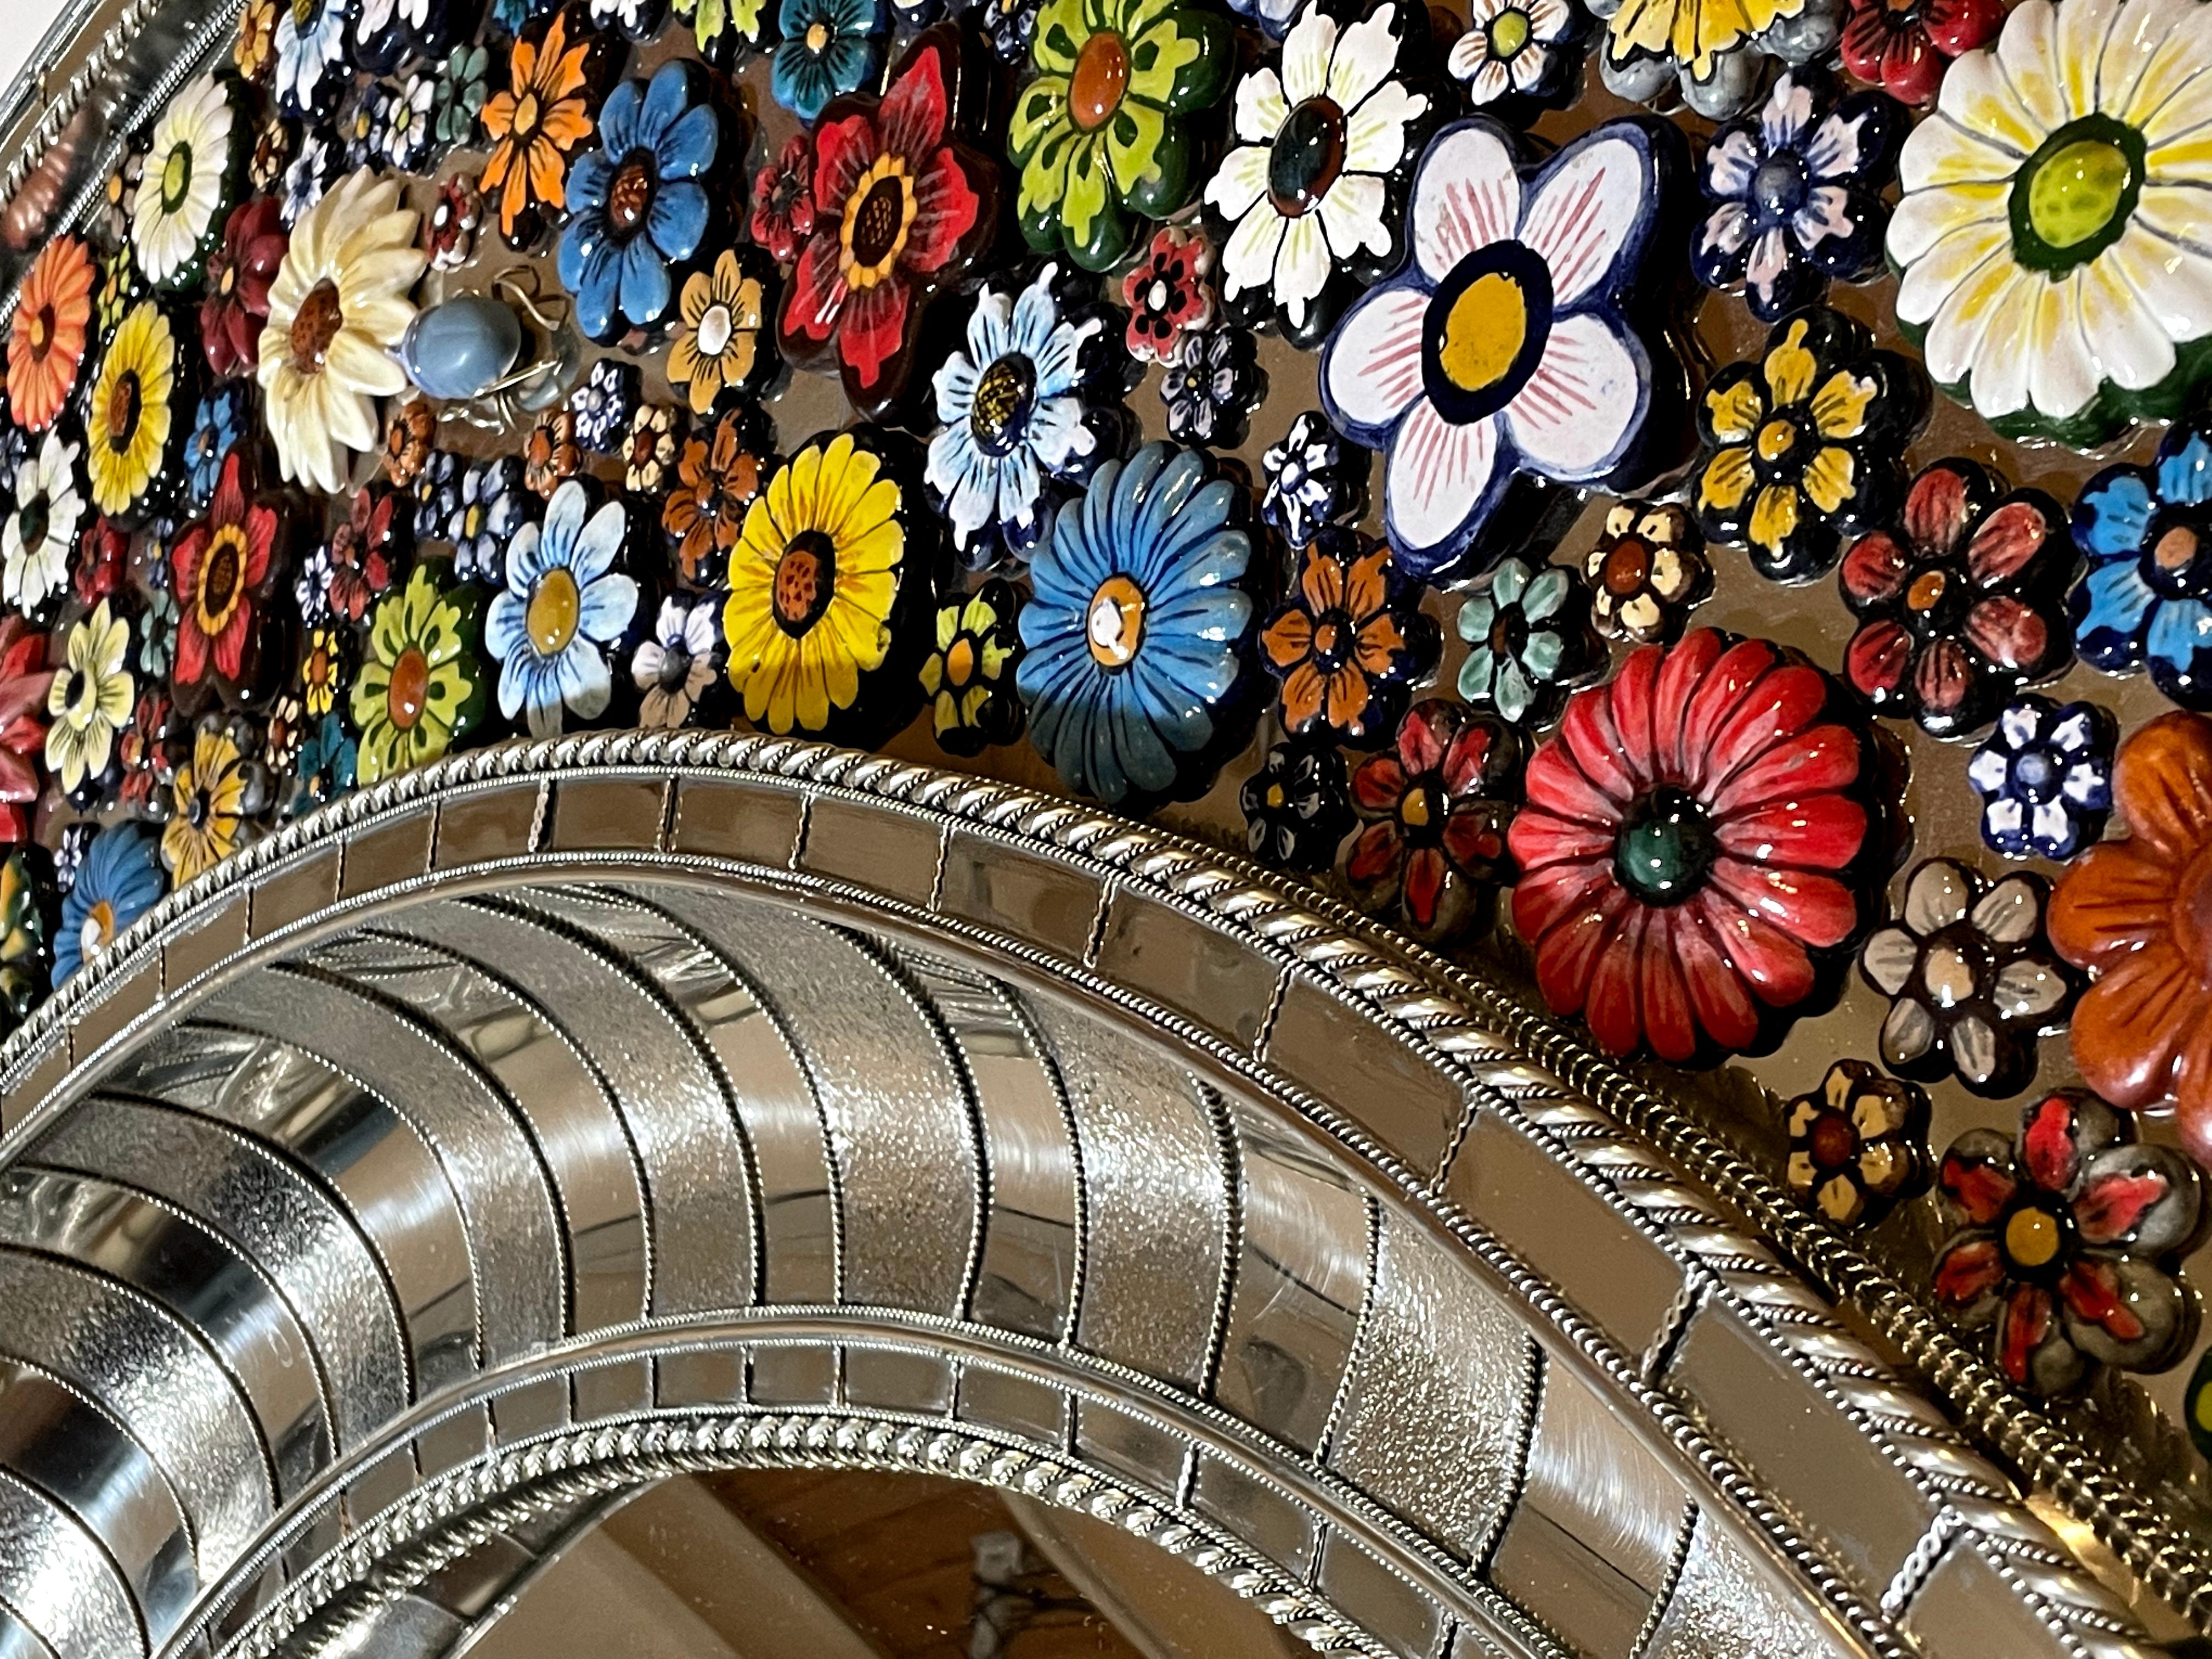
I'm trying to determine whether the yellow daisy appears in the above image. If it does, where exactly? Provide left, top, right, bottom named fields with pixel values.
left=84, top=300, right=177, bottom=517
left=667, top=248, right=767, bottom=417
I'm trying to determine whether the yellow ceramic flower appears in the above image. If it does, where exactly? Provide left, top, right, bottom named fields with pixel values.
left=722, top=432, right=906, bottom=735
left=258, top=168, right=425, bottom=496
left=84, top=301, right=177, bottom=517
left=44, top=599, right=134, bottom=797
left=160, top=721, right=257, bottom=886
left=235, top=0, right=278, bottom=81
left=667, top=249, right=765, bottom=416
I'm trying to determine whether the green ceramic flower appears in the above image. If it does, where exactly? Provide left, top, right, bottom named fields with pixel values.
left=351, top=566, right=491, bottom=786
left=1009, top=0, right=1233, bottom=272
left=674, top=0, right=769, bottom=59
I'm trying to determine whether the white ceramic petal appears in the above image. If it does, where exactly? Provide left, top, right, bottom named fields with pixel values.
left=1280, top=8, right=1339, bottom=105
left=1860, top=927, right=1921, bottom=997
left=1322, top=283, right=1431, bottom=430
left=1412, top=123, right=1522, bottom=283
left=1518, top=132, right=1651, bottom=307
left=1206, top=140, right=1273, bottom=222
left=1904, top=860, right=1974, bottom=933
left=1880, top=997, right=1938, bottom=1066
left=1384, top=399, right=1499, bottom=557
left=1500, top=310, right=1644, bottom=484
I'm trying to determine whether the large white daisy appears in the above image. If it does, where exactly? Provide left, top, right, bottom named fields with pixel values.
left=132, top=72, right=235, bottom=288
left=1889, top=0, right=2212, bottom=444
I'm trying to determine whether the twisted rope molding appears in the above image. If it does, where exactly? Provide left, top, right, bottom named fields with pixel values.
left=0, top=730, right=2189, bottom=1649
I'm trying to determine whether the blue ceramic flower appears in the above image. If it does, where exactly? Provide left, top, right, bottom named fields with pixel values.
left=290, top=711, right=358, bottom=815
left=444, top=455, right=528, bottom=585
left=1262, top=412, right=1364, bottom=548
left=54, top=824, right=163, bottom=983
left=771, top=0, right=887, bottom=122
left=274, top=0, right=351, bottom=117
left=1966, top=695, right=2114, bottom=862
left=488, top=0, right=558, bottom=35
left=558, top=61, right=720, bottom=343
left=486, top=479, right=639, bottom=738
left=183, top=384, right=246, bottom=511
left=2069, top=420, right=2212, bottom=709
left=571, top=358, right=640, bottom=454
left=1016, top=443, right=1257, bottom=805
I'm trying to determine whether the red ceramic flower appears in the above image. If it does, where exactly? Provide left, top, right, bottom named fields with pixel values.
left=118, top=685, right=175, bottom=814
left=199, top=196, right=289, bottom=379
left=1345, top=700, right=1521, bottom=940
left=170, top=450, right=280, bottom=706
left=777, top=28, right=996, bottom=414
left=323, top=486, right=401, bottom=623
left=2049, top=712, right=2212, bottom=1163
left=1508, top=629, right=1876, bottom=1063
left=1840, top=0, right=2001, bottom=105
left=71, top=516, right=128, bottom=607
left=1120, top=226, right=1215, bottom=365
left=749, top=133, right=815, bottom=266
left=0, top=616, right=52, bottom=843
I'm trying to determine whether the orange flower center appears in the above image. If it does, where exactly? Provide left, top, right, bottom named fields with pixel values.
left=772, top=532, right=837, bottom=636
left=388, top=647, right=430, bottom=730
left=27, top=306, right=51, bottom=353
left=105, top=371, right=140, bottom=443
left=1070, top=31, right=1130, bottom=130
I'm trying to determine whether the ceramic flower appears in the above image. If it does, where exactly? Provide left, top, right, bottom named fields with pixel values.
left=98, top=148, right=144, bottom=248
left=1839, top=459, right=2072, bottom=738
left=1321, top=120, right=1675, bottom=583
left=922, top=579, right=1028, bottom=755
left=1261, top=411, right=1364, bottom=548
left=289, top=712, right=357, bottom=813
left=137, top=583, right=180, bottom=684
left=379, top=76, right=438, bottom=173
left=7, top=235, right=94, bottom=433
left=1888, top=0, right=2212, bottom=446
left=1261, top=528, right=1436, bottom=745
left=1933, top=1092, right=2202, bottom=1395
left=432, top=44, right=493, bottom=151
left=248, top=116, right=294, bottom=195
left=199, top=196, right=288, bottom=379
left=631, top=594, right=723, bottom=729
left=1861, top=858, right=2075, bottom=1097
left=279, top=126, right=340, bottom=228
left=1017, top=443, right=1257, bottom=805
left=1587, top=0, right=1837, bottom=118
left=1450, top=0, right=1585, bottom=105
left=295, top=623, right=354, bottom=724
left=623, top=402, right=685, bottom=496
left=1161, top=325, right=1265, bottom=449
left=571, top=358, right=639, bottom=454
left=1838, top=0, right=1996, bottom=104
left=1243, top=741, right=1351, bottom=871
left=2070, top=421, right=2212, bottom=709
left=778, top=30, right=998, bottom=417
left=749, top=137, right=816, bottom=266
left=84, top=300, right=182, bottom=523
left=257, top=169, right=426, bottom=498
left=54, top=826, right=162, bottom=983
left=1009, top=0, right=1235, bottom=272
left=353, top=565, right=489, bottom=782
left=117, top=684, right=175, bottom=816
left=4, top=432, right=87, bottom=620
left=663, top=409, right=769, bottom=583
left=44, top=600, right=134, bottom=805
left=1120, top=225, right=1214, bottom=364
left=0, top=853, right=52, bottom=1027
left=668, top=247, right=775, bottom=416
left=1967, top=696, right=2114, bottom=863
left=274, top=0, right=352, bottom=117
left=71, top=516, right=128, bottom=608
left=2049, top=713, right=2212, bottom=1160
left=425, top=176, right=480, bottom=272
left=1785, top=1060, right=1928, bottom=1228
left=925, top=264, right=1120, bottom=571
left=263, top=692, right=309, bottom=783
left=675, top=0, right=771, bottom=62
left=170, top=450, right=285, bottom=712
left=133, top=73, right=240, bottom=291
left=383, top=399, right=437, bottom=490
left=985, top=0, right=1049, bottom=60
left=0, top=618, right=50, bottom=844
left=722, top=430, right=932, bottom=741
left=480, top=10, right=607, bottom=250
left=1456, top=556, right=1598, bottom=726
left=1346, top=700, right=1521, bottom=939
left=160, top=714, right=269, bottom=885
left=444, top=456, right=529, bottom=585
left=320, top=484, right=403, bottom=623
left=1691, top=70, right=1903, bottom=322
left=558, top=61, right=721, bottom=343
left=486, top=480, right=640, bottom=738
left=1694, top=307, right=1919, bottom=583
left=1205, top=0, right=1430, bottom=346
left=771, top=0, right=889, bottom=122
left=1584, top=500, right=1708, bottom=644
left=523, top=408, right=582, bottom=500
left=236, top=0, right=279, bottom=81
left=1509, top=628, right=1877, bottom=1062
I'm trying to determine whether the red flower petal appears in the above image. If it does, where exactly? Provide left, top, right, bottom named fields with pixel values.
left=1560, top=678, right=1638, bottom=804
left=1345, top=819, right=1403, bottom=885
left=1681, top=638, right=1781, bottom=793
left=1939, top=1150, right=2016, bottom=1226
left=1713, top=792, right=1869, bottom=870
left=1879, top=27, right=1940, bottom=99
left=782, top=233, right=847, bottom=345
left=837, top=276, right=912, bottom=391
left=1707, top=855, right=1860, bottom=948
left=2059, top=1258, right=2146, bottom=1342
left=1703, top=661, right=1827, bottom=795
left=1931, top=1237, right=2005, bottom=1307
left=1521, top=738, right=1625, bottom=830
left=1398, top=702, right=1448, bottom=775
left=1639, top=910, right=1699, bottom=1063
left=1403, top=844, right=1448, bottom=930
left=211, top=451, right=249, bottom=526
left=1910, top=634, right=1974, bottom=715
left=1607, top=642, right=1662, bottom=787
left=1350, top=753, right=1408, bottom=814
left=1583, top=905, right=1649, bottom=1056
left=174, top=609, right=210, bottom=689
left=1844, top=617, right=1912, bottom=700
left=1438, top=716, right=1500, bottom=797
left=1966, top=498, right=2052, bottom=586
left=878, top=38, right=951, bottom=163
left=1651, top=630, right=1724, bottom=784
left=1923, top=0, right=2001, bottom=52
left=904, top=145, right=981, bottom=273
left=1998, top=1285, right=2052, bottom=1385
left=1839, top=528, right=1910, bottom=608
left=1902, top=461, right=1976, bottom=560
left=1441, top=804, right=1507, bottom=873
left=2074, top=1169, right=2172, bottom=1246
left=1504, top=809, right=1612, bottom=871
left=1962, top=594, right=2050, bottom=672
left=2021, top=1091, right=2084, bottom=1193
left=1693, top=890, right=1815, bottom=1007
left=1679, top=901, right=1761, bottom=1051
left=1531, top=881, right=1629, bottom=1015
left=812, top=111, right=878, bottom=213
left=1708, top=723, right=1864, bottom=818
left=1509, top=851, right=1615, bottom=941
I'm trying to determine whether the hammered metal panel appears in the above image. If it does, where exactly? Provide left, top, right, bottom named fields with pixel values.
left=1639, top=1508, right=1863, bottom=1659
left=0, top=1602, right=58, bottom=1659
left=0, top=1466, right=143, bottom=1659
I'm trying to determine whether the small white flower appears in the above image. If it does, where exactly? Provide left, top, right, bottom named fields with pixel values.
left=2, top=431, right=85, bottom=616
left=486, top=481, right=640, bottom=738
left=1449, top=0, right=1578, bottom=102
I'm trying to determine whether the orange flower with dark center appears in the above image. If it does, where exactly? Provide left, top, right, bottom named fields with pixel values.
left=7, top=235, right=93, bottom=432
left=479, top=11, right=601, bottom=245
left=662, top=411, right=766, bottom=582
left=1258, top=527, right=1434, bottom=744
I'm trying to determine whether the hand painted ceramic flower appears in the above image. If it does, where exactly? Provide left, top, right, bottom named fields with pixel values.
left=570, top=358, right=639, bottom=454
left=425, top=176, right=479, bottom=272
left=922, top=579, right=1028, bottom=756
left=116, top=685, right=176, bottom=817
left=0, top=852, right=52, bottom=1028
left=1693, top=307, right=1921, bottom=584
left=1583, top=500, right=1707, bottom=645
left=1455, top=556, right=1599, bottom=727
left=1933, top=1092, right=2202, bottom=1396
left=1839, top=459, right=2072, bottom=739
left=43, top=600, right=134, bottom=808
left=485, top=479, right=642, bottom=739
left=1889, top=0, right=2212, bottom=446
left=1319, top=119, right=1680, bottom=584
left=663, top=408, right=770, bottom=583
left=558, top=60, right=723, bottom=343
left=778, top=29, right=1000, bottom=419
left=771, top=0, right=889, bottom=122
left=2069, top=420, right=2212, bottom=709
left=586, top=0, right=669, bottom=40
left=71, top=515, right=129, bottom=607
left=4, top=432, right=87, bottom=621
left=378, top=76, right=438, bottom=172
left=199, top=196, right=288, bottom=379
left=1838, top=0, right=1995, bottom=104
left=925, top=263, right=1123, bottom=572
left=1691, top=69, right=1902, bottom=323
left=674, top=0, right=771, bottom=63
left=273, top=0, right=354, bottom=118
left=1242, top=741, right=1351, bottom=872
left=168, top=450, right=289, bottom=715
left=132, top=72, right=242, bottom=292
left=1588, top=0, right=1837, bottom=117
left=352, top=566, right=491, bottom=783
left=160, top=714, right=270, bottom=886
left=1008, top=0, right=1235, bottom=273
left=295, top=623, right=356, bottom=725
left=432, top=44, right=493, bottom=152
left=721, top=430, right=938, bottom=743
left=749, top=136, right=815, bottom=266
left=1261, top=527, right=1437, bottom=746
left=53, top=825, right=162, bottom=984
left=319, top=485, right=405, bottom=624
left=1508, top=629, right=1878, bottom=1063
left=1261, top=412, right=1364, bottom=549
left=1966, top=696, right=2114, bottom=862
left=1204, top=0, right=1431, bottom=348
left=236, top=0, right=278, bottom=82
left=1345, top=700, right=1521, bottom=940
left=1161, top=325, right=1266, bottom=448
left=1120, top=226, right=1214, bottom=364
left=632, top=594, right=725, bottom=729
left=524, top=408, right=582, bottom=499
left=6, top=235, right=93, bottom=433
left=279, top=128, right=340, bottom=229
left=84, top=300, right=185, bottom=524
left=257, top=170, right=426, bottom=499
left=0, top=619, right=50, bottom=846
left=668, top=246, right=777, bottom=416
left=1860, top=858, right=2075, bottom=1098
left=480, top=10, right=611, bottom=250
left=623, top=402, right=685, bottom=497
left=1016, top=443, right=1258, bottom=806
left=1783, top=1059, right=1928, bottom=1228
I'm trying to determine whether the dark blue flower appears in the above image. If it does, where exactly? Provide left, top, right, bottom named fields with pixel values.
left=770, top=0, right=887, bottom=122
left=184, top=384, right=247, bottom=511
left=54, top=824, right=163, bottom=984
left=2069, top=420, right=2212, bottom=709
left=1966, top=695, right=2114, bottom=862
left=1016, top=443, right=1259, bottom=805
left=558, top=61, right=720, bottom=343
left=444, top=456, right=529, bottom=585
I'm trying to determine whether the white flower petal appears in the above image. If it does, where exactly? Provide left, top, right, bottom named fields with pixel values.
left=1272, top=213, right=1334, bottom=326
left=1219, top=201, right=1290, bottom=303
left=1904, top=860, right=1973, bottom=933
left=1933, top=41, right=2046, bottom=157
left=1500, top=310, right=1644, bottom=483
left=1232, top=64, right=1289, bottom=145
left=1322, top=283, right=1430, bottom=432
left=1281, top=9, right=1338, bottom=105
left=1860, top=927, right=1921, bottom=997
left=1325, top=4, right=1402, bottom=112
left=1384, top=399, right=1499, bottom=558
left=1316, top=171, right=1390, bottom=261
left=2078, top=244, right=2179, bottom=393
left=1519, top=131, right=1651, bottom=307
left=1412, top=123, right=1522, bottom=283
left=1993, top=0, right=2069, bottom=136
left=1340, top=78, right=1424, bottom=176
left=1205, top=140, right=1273, bottom=222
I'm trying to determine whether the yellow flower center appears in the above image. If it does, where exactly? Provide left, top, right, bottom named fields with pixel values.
left=2004, top=1206, right=2063, bottom=1270
left=1755, top=416, right=1799, bottom=463
left=805, top=20, right=830, bottom=48
left=1085, top=575, right=1146, bottom=668
left=527, top=568, right=581, bottom=656
left=1487, top=7, right=1531, bottom=55
left=513, top=91, right=542, bottom=138
left=1437, top=272, right=1525, bottom=396
left=2026, top=138, right=2131, bottom=250
left=839, top=157, right=916, bottom=289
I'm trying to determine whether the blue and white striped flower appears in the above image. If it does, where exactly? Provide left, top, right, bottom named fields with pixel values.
left=274, top=0, right=352, bottom=117
left=485, top=481, right=639, bottom=738
left=1966, top=695, right=2113, bottom=862
left=54, top=825, right=163, bottom=984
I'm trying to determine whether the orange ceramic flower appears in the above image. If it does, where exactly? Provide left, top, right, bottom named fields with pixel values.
left=2050, top=710, right=2212, bottom=1159
left=7, top=235, right=94, bottom=432
left=478, top=11, right=601, bottom=248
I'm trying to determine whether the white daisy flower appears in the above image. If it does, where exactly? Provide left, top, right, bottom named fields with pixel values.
left=2, top=431, right=86, bottom=618
left=1449, top=0, right=1579, bottom=103
left=132, top=72, right=235, bottom=288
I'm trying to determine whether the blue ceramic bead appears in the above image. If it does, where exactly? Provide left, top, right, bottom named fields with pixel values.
left=400, top=296, right=523, bottom=400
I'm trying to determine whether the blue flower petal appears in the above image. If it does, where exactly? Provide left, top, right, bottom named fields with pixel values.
left=2073, top=468, right=2155, bottom=560
left=646, top=178, right=709, bottom=263
left=2071, top=557, right=2158, bottom=669
left=2147, top=594, right=2212, bottom=673
left=2158, top=428, right=2212, bottom=508
left=637, top=60, right=693, bottom=149
left=656, top=104, right=720, bottom=180
left=595, top=78, right=643, bottom=158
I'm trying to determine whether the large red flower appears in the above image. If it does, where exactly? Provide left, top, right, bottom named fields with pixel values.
left=1507, top=628, right=1875, bottom=1062
left=171, top=450, right=279, bottom=702
left=0, top=616, right=52, bottom=843
left=777, top=27, right=994, bottom=412
left=199, top=196, right=289, bottom=379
